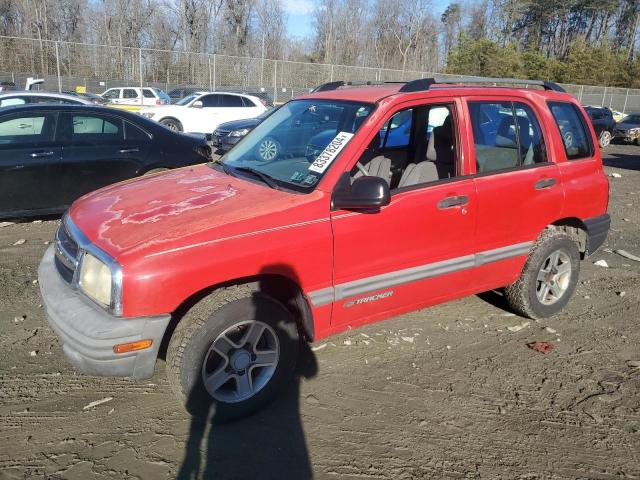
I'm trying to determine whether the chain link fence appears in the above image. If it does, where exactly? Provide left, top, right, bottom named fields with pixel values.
left=1, top=35, right=640, bottom=111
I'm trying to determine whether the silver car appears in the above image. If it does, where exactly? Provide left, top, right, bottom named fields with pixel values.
left=0, top=92, right=93, bottom=108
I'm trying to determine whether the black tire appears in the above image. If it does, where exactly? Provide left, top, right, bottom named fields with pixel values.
left=166, top=285, right=299, bottom=423
left=256, top=137, right=280, bottom=162
left=504, top=229, right=581, bottom=320
left=143, top=168, right=169, bottom=176
left=160, top=118, right=183, bottom=132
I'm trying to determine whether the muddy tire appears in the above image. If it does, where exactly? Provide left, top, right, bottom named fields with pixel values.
left=160, top=118, right=183, bottom=132
left=166, top=285, right=299, bottom=423
left=504, top=229, right=580, bottom=320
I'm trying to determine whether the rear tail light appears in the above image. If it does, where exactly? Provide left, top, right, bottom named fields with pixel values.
left=260, top=98, right=268, bottom=107
left=156, top=99, right=161, bottom=105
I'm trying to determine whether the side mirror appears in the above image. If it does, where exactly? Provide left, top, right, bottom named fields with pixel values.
left=332, top=174, right=390, bottom=211
left=192, top=100, right=203, bottom=109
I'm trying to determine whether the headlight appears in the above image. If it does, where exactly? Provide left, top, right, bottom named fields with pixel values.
left=229, top=128, right=250, bottom=137
left=629, top=128, right=640, bottom=134
left=79, top=253, right=112, bottom=306
left=141, top=112, right=155, bottom=119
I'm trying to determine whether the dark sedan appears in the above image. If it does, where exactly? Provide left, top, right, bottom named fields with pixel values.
left=613, top=113, right=640, bottom=145
left=211, top=108, right=275, bottom=153
left=0, top=104, right=211, bottom=219
left=584, top=106, right=616, bottom=148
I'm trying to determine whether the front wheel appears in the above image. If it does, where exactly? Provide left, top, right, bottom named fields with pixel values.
left=504, top=229, right=580, bottom=319
left=166, top=286, right=299, bottom=423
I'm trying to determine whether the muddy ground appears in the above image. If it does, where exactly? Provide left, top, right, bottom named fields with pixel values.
left=1, top=145, right=639, bottom=480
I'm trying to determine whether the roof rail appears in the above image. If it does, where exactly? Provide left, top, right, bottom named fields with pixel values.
left=399, top=77, right=566, bottom=93
left=311, top=80, right=407, bottom=93
left=311, top=77, right=566, bottom=94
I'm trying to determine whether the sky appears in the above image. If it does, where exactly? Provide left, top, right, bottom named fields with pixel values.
left=283, top=0, right=452, bottom=38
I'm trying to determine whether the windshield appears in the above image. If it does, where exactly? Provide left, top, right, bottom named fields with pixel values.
left=177, top=93, right=200, bottom=106
left=215, top=99, right=374, bottom=192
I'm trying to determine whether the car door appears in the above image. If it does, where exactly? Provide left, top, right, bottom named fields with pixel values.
left=0, top=110, right=63, bottom=214
left=466, top=97, right=564, bottom=292
left=187, top=94, right=221, bottom=132
left=121, top=88, right=140, bottom=106
left=57, top=111, right=146, bottom=205
left=330, top=99, right=478, bottom=328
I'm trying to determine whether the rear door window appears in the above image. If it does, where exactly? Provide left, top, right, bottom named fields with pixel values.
left=142, top=89, right=155, bottom=98
left=72, top=114, right=123, bottom=145
left=123, top=89, right=138, bottom=99
left=220, top=95, right=244, bottom=107
left=548, top=102, right=592, bottom=159
left=469, top=101, right=547, bottom=173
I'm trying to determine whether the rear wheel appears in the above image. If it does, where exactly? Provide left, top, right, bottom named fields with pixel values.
left=505, top=229, right=580, bottom=319
left=599, top=130, right=612, bottom=148
left=160, top=118, right=183, bottom=132
left=166, top=285, right=299, bottom=423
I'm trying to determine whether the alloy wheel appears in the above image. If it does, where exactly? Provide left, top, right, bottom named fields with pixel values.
left=536, top=250, right=572, bottom=305
left=201, top=320, right=280, bottom=403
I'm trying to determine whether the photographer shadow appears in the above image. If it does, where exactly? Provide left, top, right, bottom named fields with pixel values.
left=177, top=265, right=318, bottom=480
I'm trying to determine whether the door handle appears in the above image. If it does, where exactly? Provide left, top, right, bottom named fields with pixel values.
left=437, top=195, right=469, bottom=209
left=119, top=148, right=139, bottom=154
left=534, top=178, right=556, bottom=190
left=30, top=151, right=54, bottom=158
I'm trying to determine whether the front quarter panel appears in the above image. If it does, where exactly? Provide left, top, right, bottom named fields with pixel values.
left=119, top=193, right=335, bottom=336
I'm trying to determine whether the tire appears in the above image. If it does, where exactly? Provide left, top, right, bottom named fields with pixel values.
left=256, top=137, right=280, bottom=162
left=598, top=130, right=612, bottom=148
left=504, top=229, right=581, bottom=320
left=143, top=168, right=169, bottom=176
left=160, top=118, right=183, bottom=132
left=166, top=285, right=299, bottom=423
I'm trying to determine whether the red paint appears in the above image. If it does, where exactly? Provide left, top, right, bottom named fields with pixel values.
left=68, top=85, right=609, bottom=340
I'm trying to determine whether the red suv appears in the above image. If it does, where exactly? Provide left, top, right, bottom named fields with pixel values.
left=39, top=78, right=610, bottom=421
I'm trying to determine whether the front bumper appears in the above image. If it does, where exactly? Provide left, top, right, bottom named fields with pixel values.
left=211, top=135, right=240, bottom=152
left=38, top=245, right=171, bottom=379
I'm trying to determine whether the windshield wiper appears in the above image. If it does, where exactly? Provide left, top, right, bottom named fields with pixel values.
left=233, top=166, right=281, bottom=190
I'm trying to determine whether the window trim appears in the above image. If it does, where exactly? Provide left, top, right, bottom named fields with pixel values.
left=547, top=101, right=595, bottom=160
left=69, top=112, right=125, bottom=144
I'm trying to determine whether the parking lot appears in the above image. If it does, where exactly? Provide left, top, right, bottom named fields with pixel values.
left=0, top=144, right=639, bottom=479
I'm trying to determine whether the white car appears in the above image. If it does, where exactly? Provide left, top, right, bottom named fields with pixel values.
left=139, top=91, right=267, bottom=134
left=101, top=87, right=171, bottom=106
left=0, top=91, right=94, bottom=107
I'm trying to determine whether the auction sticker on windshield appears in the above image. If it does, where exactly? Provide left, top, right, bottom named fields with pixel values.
left=308, top=132, right=354, bottom=174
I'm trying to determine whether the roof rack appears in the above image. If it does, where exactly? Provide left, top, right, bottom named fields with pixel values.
left=399, top=77, right=566, bottom=93
left=311, top=77, right=566, bottom=94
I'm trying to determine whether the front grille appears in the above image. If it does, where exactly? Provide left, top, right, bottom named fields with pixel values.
left=54, top=222, right=79, bottom=284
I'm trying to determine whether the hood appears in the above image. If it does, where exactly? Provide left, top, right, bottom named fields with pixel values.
left=215, top=117, right=262, bottom=131
left=68, top=164, right=323, bottom=261
left=616, top=121, right=640, bottom=130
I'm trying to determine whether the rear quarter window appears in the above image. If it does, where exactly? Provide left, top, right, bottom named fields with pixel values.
left=548, top=102, right=593, bottom=160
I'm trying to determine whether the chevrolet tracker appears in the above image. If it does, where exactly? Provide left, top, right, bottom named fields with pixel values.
left=39, top=77, right=610, bottom=421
